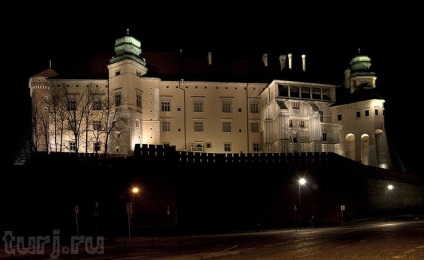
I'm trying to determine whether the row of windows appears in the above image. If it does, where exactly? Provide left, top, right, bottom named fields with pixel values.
left=161, top=121, right=260, bottom=133
left=161, top=101, right=260, bottom=113
left=337, top=108, right=381, bottom=121
left=69, top=142, right=102, bottom=152
left=67, top=93, right=260, bottom=113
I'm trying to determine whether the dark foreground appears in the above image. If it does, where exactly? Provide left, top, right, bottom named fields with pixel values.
left=2, top=216, right=424, bottom=259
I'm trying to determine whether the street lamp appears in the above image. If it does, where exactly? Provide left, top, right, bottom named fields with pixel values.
left=385, top=184, right=394, bottom=222
left=298, top=178, right=306, bottom=229
left=127, top=186, right=140, bottom=245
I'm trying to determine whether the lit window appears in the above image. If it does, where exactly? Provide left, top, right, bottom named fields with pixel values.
left=223, top=122, right=231, bottom=132
left=194, top=121, right=204, bottom=132
left=221, top=100, right=232, bottom=113
left=253, top=143, right=261, bottom=152
left=161, top=121, right=171, bottom=132
left=194, top=100, right=204, bottom=112
left=224, top=143, right=231, bottom=152
left=161, top=101, right=171, bottom=112
left=250, top=122, right=259, bottom=132
left=250, top=102, right=260, bottom=113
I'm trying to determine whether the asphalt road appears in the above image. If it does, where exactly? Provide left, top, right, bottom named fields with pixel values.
left=2, top=217, right=424, bottom=259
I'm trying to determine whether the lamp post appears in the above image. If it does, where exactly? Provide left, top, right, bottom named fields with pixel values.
left=385, top=184, right=394, bottom=222
left=298, top=178, right=306, bottom=229
left=127, top=186, right=140, bottom=245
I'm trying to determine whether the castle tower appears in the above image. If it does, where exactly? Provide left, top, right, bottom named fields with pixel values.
left=28, top=68, right=59, bottom=152
left=332, top=49, right=391, bottom=169
left=107, top=29, right=146, bottom=154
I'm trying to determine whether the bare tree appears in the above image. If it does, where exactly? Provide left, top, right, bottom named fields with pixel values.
left=81, top=84, right=105, bottom=154
left=48, top=84, right=68, bottom=152
left=32, top=97, right=50, bottom=153
left=99, top=89, right=129, bottom=157
left=63, top=86, right=88, bottom=153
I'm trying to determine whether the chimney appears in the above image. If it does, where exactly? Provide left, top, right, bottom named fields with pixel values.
left=288, top=53, right=293, bottom=70
left=262, top=53, right=268, bottom=67
left=344, top=68, right=351, bottom=90
left=279, top=55, right=287, bottom=71
left=302, top=54, right=306, bottom=72
left=208, top=51, right=212, bottom=65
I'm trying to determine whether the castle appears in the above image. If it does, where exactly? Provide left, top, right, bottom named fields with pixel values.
left=29, top=30, right=391, bottom=169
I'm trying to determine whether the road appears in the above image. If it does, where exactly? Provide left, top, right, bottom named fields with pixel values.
left=2, top=218, right=424, bottom=259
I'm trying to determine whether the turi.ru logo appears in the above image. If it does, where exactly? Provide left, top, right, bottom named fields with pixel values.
left=2, top=229, right=104, bottom=259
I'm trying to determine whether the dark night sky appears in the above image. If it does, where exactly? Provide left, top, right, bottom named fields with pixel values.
left=4, top=5, right=421, bottom=173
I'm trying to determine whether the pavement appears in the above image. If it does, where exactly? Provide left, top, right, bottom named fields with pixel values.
left=1, top=214, right=423, bottom=259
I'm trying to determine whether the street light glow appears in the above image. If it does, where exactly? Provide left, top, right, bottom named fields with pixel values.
left=299, top=178, right=306, bottom=186
left=132, top=187, right=140, bottom=194
left=387, top=184, right=394, bottom=190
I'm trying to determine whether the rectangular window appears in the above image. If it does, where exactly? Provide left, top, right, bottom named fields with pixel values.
left=68, top=121, right=74, bottom=131
left=253, top=143, right=261, bottom=152
left=194, top=100, right=204, bottom=112
left=221, top=100, right=232, bottom=113
left=289, top=120, right=293, bottom=127
left=250, top=122, right=259, bottom=133
left=67, top=100, right=77, bottom=110
left=337, top=114, right=342, bottom=121
left=365, top=110, right=370, bottom=117
left=293, top=102, right=300, bottom=109
left=222, top=122, right=232, bottom=132
left=114, top=89, right=122, bottom=107
left=161, top=101, right=171, bottom=112
left=319, top=110, right=324, bottom=122
left=322, top=132, right=327, bottom=141
left=300, top=121, right=305, bottom=128
left=250, top=102, right=259, bottom=113
left=161, top=121, right=171, bottom=132
left=293, top=132, right=298, bottom=143
left=194, top=121, right=204, bottom=132
left=94, top=142, right=101, bottom=151
left=375, top=109, right=379, bottom=116
left=69, top=141, right=76, bottom=152
left=93, top=121, right=102, bottom=131
left=224, top=143, right=231, bottom=152
left=356, top=111, right=361, bottom=118
left=136, top=89, right=142, bottom=108
left=92, top=100, right=102, bottom=110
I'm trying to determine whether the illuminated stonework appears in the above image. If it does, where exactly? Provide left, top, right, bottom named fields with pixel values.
left=29, top=34, right=391, bottom=169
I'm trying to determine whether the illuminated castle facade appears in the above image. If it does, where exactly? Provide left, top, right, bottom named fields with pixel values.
left=29, top=32, right=391, bottom=169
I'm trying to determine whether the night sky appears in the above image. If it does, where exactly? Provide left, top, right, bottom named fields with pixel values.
left=5, top=5, right=420, bottom=173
